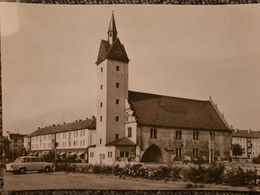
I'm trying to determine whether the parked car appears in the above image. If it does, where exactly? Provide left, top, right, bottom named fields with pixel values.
left=113, top=157, right=143, bottom=168
left=5, top=156, right=54, bottom=174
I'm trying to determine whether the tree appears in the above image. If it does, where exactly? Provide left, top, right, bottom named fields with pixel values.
left=232, top=144, right=242, bottom=157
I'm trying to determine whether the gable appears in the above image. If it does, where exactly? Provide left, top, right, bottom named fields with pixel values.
left=96, top=40, right=111, bottom=65
left=107, top=38, right=129, bottom=63
left=96, top=38, right=129, bottom=65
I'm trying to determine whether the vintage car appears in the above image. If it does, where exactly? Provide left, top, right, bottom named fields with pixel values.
left=112, top=157, right=144, bottom=168
left=5, top=156, right=54, bottom=174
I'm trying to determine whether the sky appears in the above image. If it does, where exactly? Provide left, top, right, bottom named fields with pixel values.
left=1, top=3, right=260, bottom=135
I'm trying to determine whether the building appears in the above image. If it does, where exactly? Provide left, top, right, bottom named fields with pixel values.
left=6, top=132, right=27, bottom=161
left=88, top=13, right=232, bottom=164
left=232, top=129, right=260, bottom=159
left=24, top=118, right=96, bottom=162
left=25, top=13, right=232, bottom=164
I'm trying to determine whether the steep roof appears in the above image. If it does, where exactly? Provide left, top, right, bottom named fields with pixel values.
left=28, top=118, right=96, bottom=137
left=128, top=91, right=231, bottom=132
left=96, top=38, right=129, bottom=65
left=232, top=130, right=260, bottom=138
left=106, top=137, right=136, bottom=146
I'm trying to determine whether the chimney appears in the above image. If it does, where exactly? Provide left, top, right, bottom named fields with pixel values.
left=63, top=122, right=66, bottom=125
left=38, top=127, right=41, bottom=130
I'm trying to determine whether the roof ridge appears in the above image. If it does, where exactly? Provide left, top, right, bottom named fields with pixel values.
left=129, top=90, right=209, bottom=102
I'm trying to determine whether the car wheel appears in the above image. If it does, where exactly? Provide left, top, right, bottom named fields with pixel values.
left=19, top=168, right=26, bottom=174
left=44, top=166, right=51, bottom=173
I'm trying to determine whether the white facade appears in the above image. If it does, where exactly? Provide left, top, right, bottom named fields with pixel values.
left=31, top=134, right=53, bottom=151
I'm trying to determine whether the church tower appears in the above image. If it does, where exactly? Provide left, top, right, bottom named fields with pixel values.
left=96, top=13, right=129, bottom=147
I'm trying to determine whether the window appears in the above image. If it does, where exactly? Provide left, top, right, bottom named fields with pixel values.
left=176, top=148, right=182, bottom=157
left=176, top=130, right=182, bottom=140
left=150, top=128, right=157, bottom=139
left=116, top=99, right=119, bottom=104
left=100, top=116, right=102, bottom=122
left=193, top=148, right=199, bottom=158
left=102, top=154, right=105, bottom=159
left=83, top=131, right=85, bottom=136
left=90, top=152, right=94, bottom=157
left=116, top=116, right=119, bottom=121
left=116, top=134, right=119, bottom=140
left=125, top=152, right=129, bottom=157
left=127, top=127, right=132, bottom=138
left=68, top=141, right=71, bottom=147
left=74, top=141, right=76, bottom=146
left=83, top=140, right=85, bottom=146
left=108, top=152, right=112, bottom=158
left=193, top=131, right=199, bottom=140
left=116, top=66, right=119, bottom=71
left=100, top=139, right=102, bottom=144
left=101, top=67, right=103, bottom=72
left=80, top=140, right=82, bottom=146
left=120, top=152, right=124, bottom=157
left=210, top=132, right=215, bottom=141
left=101, top=84, right=103, bottom=90
left=69, top=133, right=71, bottom=138
left=100, top=102, right=102, bottom=107
left=116, top=83, right=119, bottom=88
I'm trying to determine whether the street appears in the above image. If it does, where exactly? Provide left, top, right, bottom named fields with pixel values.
left=4, top=171, right=259, bottom=192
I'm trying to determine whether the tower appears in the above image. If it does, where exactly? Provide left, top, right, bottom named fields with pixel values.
left=96, top=13, right=129, bottom=147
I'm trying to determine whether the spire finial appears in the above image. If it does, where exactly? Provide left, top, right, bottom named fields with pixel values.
left=108, top=12, right=118, bottom=44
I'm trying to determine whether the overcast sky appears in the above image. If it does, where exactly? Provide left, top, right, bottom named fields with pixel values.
left=1, top=3, right=260, bottom=135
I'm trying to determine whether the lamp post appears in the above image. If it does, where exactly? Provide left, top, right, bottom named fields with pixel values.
left=54, top=142, right=58, bottom=171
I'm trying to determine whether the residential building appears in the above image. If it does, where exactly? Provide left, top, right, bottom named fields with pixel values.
left=232, top=129, right=260, bottom=158
left=25, top=118, right=96, bottom=162
left=6, top=132, right=27, bottom=161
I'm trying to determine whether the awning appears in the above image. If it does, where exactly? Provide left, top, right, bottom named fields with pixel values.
left=43, top=151, right=50, bottom=155
left=69, top=152, right=77, bottom=156
left=58, top=152, right=66, bottom=156
left=76, top=152, right=85, bottom=156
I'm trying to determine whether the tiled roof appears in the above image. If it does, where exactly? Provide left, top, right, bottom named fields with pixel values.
left=106, top=137, right=136, bottom=146
left=96, top=38, right=129, bottom=65
left=232, top=130, right=260, bottom=138
left=28, top=118, right=96, bottom=137
left=128, top=91, right=231, bottom=131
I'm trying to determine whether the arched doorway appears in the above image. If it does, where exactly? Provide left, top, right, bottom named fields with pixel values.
left=140, top=144, right=163, bottom=163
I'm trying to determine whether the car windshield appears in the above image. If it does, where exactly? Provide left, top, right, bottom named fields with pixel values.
left=13, top=157, right=23, bottom=163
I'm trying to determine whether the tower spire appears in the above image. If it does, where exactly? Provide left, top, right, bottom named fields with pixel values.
left=108, top=12, right=118, bottom=44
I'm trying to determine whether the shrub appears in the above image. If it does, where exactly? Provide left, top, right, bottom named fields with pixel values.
left=223, top=167, right=258, bottom=186
left=204, top=164, right=225, bottom=184
left=184, top=164, right=224, bottom=184
left=252, top=155, right=260, bottom=164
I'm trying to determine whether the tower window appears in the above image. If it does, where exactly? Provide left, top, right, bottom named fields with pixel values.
left=101, top=84, right=103, bottom=90
left=100, top=116, right=102, bottom=122
left=100, top=102, right=102, bottom=107
left=116, top=83, right=119, bottom=88
left=101, top=67, right=103, bottom=72
left=127, top=127, right=132, bottom=137
left=116, top=116, right=119, bottom=121
left=116, top=66, right=119, bottom=71
left=116, top=134, right=119, bottom=140
left=116, top=99, right=119, bottom=104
